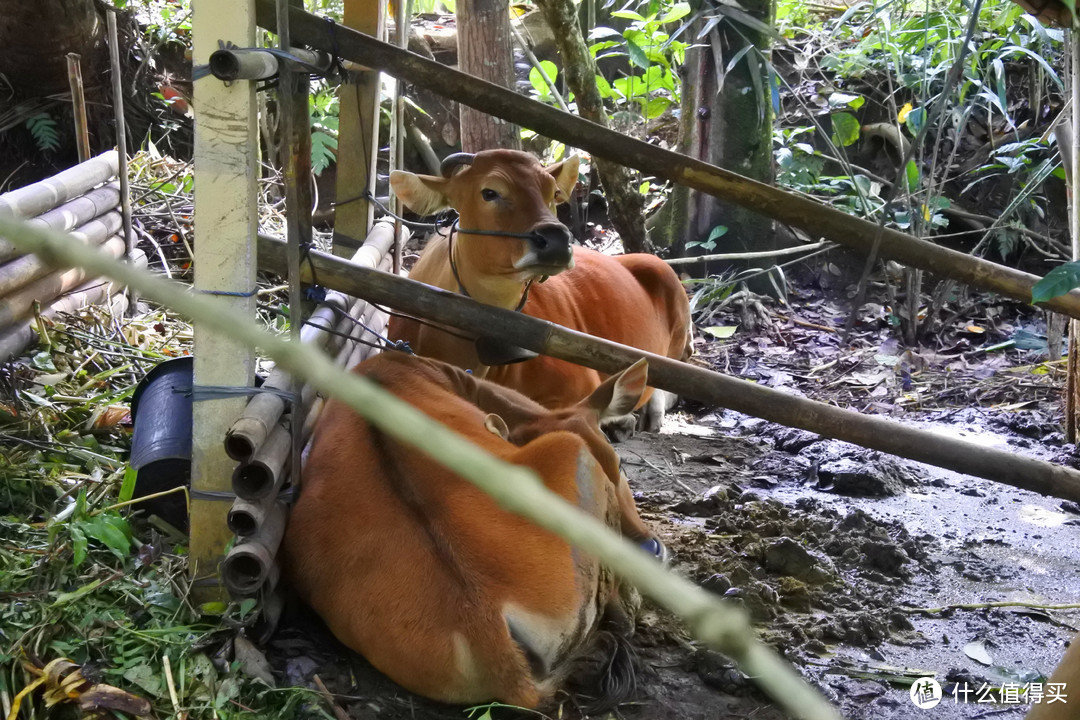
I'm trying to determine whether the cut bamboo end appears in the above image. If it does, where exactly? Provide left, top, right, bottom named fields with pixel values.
left=222, top=497, right=287, bottom=598
left=222, top=541, right=274, bottom=597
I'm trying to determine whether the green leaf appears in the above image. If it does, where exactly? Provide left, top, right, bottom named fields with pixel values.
left=529, top=60, right=559, bottom=97
left=659, top=2, right=691, bottom=23
left=124, top=664, right=167, bottom=698
left=31, top=351, right=57, bottom=371
left=85, top=514, right=132, bottom=559
left=201, top=601, right=229, bottom=616
left=645, top=96, right=671, bottom=119
left=1032, top=261, right=1080, bottom=304
left=625, top=36, right=649, bottom=69
left=311, top=131, right=338, bottom=176
left=703, top=326, right=738, bottom=339
left=829, top=92, right=865, bottom=110
left=905, top=107, right=926, bottom=135
left=589, top=26, right=622, bottom=39
left=611, top=9, right=646, bottom=20
left=595, top=74, right=615, bottom=99
left=831, top=112, right=860, bottom=147
left=639, top=181, right=651, bottom=194
left=119, top=465, right=138, bottom=503
left=53, top=577, right=107, bottom=606
left=70, top=525, right=87, bottom=568
left=708, top=225, right=729, bottom=242
left=239, top=598, right=258, bottom=617
left=905, top=160, right=920, bottom=192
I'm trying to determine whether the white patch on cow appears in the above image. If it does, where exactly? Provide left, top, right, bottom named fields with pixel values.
left=448, top=631, right=489, bottom=703
left=512, top=247, right=576, bottom=273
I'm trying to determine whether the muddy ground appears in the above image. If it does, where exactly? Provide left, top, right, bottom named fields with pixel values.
left=267, top=271, right=1080, bottom=720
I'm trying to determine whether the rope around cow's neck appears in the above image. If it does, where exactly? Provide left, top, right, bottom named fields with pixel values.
left=446, top=221, right=536, bottom=313
left=360, top=192, right=545, bottom=313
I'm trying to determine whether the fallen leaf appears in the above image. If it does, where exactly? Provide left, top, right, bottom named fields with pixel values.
left=703, top=325, right=738, bottom=339
left=964, top=639, right=994, bottom=666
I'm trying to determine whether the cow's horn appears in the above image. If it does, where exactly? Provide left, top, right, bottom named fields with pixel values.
left=440, top=153, right=476, bottom=177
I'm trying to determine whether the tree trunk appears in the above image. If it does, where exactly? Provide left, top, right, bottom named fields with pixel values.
left=532, top=0, right=651, bottom=253
left=458, top=0, right=521, bottom=151
left=660, top=6, right=777, bottom=286
left=0, top=0, right=105, bottom=97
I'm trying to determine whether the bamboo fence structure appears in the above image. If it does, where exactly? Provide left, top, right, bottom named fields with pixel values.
left=0, top=153, right=139, bottom=364
left=221, top=222, right=398, bottom=599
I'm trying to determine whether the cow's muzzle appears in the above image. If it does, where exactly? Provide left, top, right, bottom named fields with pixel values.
left=515, top=222, right=574, bottom=272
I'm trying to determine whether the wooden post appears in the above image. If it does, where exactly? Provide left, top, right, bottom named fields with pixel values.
left=191, top=0, right=259, bottom=602
left=66, top=54, right=91, bottom=163
left=276, top=0, right=313, bottom=506
left=333, top=0, right=385, bottom=256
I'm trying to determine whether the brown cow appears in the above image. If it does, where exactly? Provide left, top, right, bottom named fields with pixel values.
left=282, top=352, right=665, bottom=708
left=388, top=149, right=692, bottom=434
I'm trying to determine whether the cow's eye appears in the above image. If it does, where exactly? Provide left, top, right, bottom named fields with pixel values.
left=481, top=188, right=499, bottom=202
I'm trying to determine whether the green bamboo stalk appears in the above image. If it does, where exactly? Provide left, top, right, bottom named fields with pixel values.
left=0, top=216, right=841, bottom=720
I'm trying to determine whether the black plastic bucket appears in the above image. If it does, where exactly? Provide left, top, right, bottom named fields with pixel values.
left=130, top=356, right=194, bottom=531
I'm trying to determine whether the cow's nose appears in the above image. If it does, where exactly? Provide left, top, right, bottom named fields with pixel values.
left=529, top=223, right=573, bottom=266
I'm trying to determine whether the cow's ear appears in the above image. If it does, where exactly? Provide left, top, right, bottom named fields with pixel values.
left=484, top=413, right=510, bottom=440
left=581, top=358, right=649, bottom=419
left=547, top=154, right=580, bottom=205
left=390, top=171, right=452, bottom=216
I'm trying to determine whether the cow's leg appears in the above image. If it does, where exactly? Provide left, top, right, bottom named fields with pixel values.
left=636, top=388, right=678, bottom=433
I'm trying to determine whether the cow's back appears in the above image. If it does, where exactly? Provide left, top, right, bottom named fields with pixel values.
left=489, top=247, right=690, bottom=408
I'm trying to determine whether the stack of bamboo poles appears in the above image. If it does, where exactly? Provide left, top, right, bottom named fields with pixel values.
left=0, top=151, right=146, bottom=362
left=220, top=222, right=400, bottom=599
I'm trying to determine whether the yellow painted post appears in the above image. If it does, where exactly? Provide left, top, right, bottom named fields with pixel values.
left=333, top=0, right=386, bottom=255
left=191, top=0, right=258, bottom=601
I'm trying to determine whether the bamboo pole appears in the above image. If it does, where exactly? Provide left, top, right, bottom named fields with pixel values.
left=255, top=234, right=1080, bottom=503
left=1, top=183, right=121, bottom=264
left=0, top=237, right=126, bottom=329
left=26, top=182, right=121, bottom=232
left=253, top=1, right=1080, bottom=321
left=66, top=54, right=91, bottom=163
left=190, top=0, right=260, bottom=598
left=0, top=211, right=122, bottom=297
left=0, top=152, right=118, bottom=221
left=0, top=249, right=145, bottom=363
left=106, top=9, right=134, bottom=264
left=0, top=215, right=842, bottom=720
left=232, top=307, right=359, bottom=498
left=277, top=0, right=313, bottom=510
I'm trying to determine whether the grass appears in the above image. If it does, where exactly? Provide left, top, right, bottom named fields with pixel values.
left=0, top=304, right=334, bottom=719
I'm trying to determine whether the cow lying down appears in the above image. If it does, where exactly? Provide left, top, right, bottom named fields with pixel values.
left=282, top=352, right=666, bottom=709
